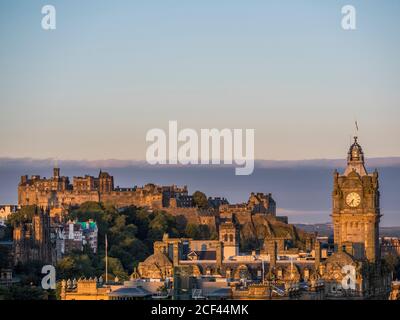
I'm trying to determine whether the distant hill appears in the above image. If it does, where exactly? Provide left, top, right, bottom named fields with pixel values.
left=294, top=223, right=333, bottom=237
left=295, top=223, right=400, bottom=238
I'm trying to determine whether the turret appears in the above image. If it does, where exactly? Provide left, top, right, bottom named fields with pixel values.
left=53, top=167, right=60, bottom=179
left=344, top=136, right=368, bottom=176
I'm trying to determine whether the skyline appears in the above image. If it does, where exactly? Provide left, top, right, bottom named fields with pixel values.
left=1, top=1, right=400, bottom=160
left=1, top=154, right=399, bottom=226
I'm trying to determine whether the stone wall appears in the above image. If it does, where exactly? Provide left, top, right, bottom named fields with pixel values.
left=18, top=187, right=162, bottom=209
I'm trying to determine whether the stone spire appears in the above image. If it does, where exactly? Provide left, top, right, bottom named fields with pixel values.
left=344, top=136, right=368, bottom=176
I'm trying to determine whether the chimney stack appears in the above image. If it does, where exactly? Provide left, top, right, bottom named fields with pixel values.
left=315, top=241, right=321, bottom=269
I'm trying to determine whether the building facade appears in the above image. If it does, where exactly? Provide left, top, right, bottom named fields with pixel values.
left=13, top=207, right=52, bottom=265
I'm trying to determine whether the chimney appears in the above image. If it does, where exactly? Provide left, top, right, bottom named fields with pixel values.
left=173, top=243, right=180, bottom=266
left=54, top=167, right=60, bottom=179
left=315, top=241, right=321, bottom=268
left=216, top=242, right=223, bottom=269
left=344, top=242, right=354, bottom=256
left=269, top=240, right=277, bottom=269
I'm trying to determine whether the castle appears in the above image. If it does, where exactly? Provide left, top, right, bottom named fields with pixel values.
left=18, top=168, right=191, bottom=210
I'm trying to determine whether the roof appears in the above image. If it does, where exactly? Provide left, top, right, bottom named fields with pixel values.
left=188, top=251, right=217, bottom=261
left=142, top=252, right=172, bottom=267
left=108, top=286, right=151, bottom=298
left=79, top=221, right=97, bottom=230
left=204, top=287, right=232, bottom=298
left=99, top=171, right=111, bottom=178
left=325, top=250, right=356, bottom=266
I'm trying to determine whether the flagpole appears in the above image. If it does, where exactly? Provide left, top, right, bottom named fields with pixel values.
left=262, top=259, right=265, bottom=284
left=105, top=234, right=108, bottom=284
left=355, top=120, right=359, bottom=137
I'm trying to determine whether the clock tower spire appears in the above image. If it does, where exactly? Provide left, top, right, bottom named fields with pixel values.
left=344, top=136, right=368, bottom=176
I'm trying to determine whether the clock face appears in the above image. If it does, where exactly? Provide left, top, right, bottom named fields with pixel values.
left=346, top=192, right=361, bottom=208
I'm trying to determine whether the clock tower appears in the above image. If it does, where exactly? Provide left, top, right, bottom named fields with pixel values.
left=332, top=137, right=381, bottom=263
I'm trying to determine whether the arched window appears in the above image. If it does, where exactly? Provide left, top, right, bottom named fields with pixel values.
left=229, top=234, right=234, bottom=242
left=224, top=234, right=228, bottom=242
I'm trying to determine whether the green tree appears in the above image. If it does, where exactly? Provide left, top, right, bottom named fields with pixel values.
left=56, top=253, right=96, bottom=279
left=0, top=285, right=48, bottom=300
left=185, top=224, right=200, bottom=239
left=8, top=205, right=37, bottom=225
left=147, top=211, right=179, bottom=243
left=384, top=253, right=400, bottom=280
left=184, top=224, right=218, bottom=240
left=106, top=257, right=128, bottom=281
left=192, top=191, right=208, bottom=208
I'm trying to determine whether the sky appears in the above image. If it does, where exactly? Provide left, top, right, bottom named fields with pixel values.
left=0, top=0, right=399, bottom=161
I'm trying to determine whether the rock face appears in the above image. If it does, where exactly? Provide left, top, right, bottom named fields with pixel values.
left=238, top=214, right=309, bottom=252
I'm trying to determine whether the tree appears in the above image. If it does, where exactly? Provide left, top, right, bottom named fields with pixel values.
left=192, top=191, right=208, bottom=209
left=185, top=224, right=200, bottom=239
left=148, top=211, right=179, bottom=241
left=184, top=224, right=217, bottom=240
left=56, top=254, right=96, bottom=279
left=384, top=253, right=400, bottom=280
left=106, top=257, right=128, bottom=281
left=0, top=285, right=48, bottom=300
left=8, top=205, right=37, bottom=225
left=0, top=246, right=11, bottom=268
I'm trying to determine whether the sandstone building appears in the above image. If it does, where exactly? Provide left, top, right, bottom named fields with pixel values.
left=18, top=168, right=191, bottom=210
left=13, top=207, right=53, bottom=265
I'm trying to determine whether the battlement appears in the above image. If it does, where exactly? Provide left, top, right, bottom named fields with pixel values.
left=18, top=167, right=188, bottom=210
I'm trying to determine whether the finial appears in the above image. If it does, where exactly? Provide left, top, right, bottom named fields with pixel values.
left=354, top=136, right=358, bottom=143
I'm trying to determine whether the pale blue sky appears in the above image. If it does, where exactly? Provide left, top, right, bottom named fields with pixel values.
left=0, top=0, right=399, bottom=160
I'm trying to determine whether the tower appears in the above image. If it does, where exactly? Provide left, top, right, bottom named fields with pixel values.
left=332, top=137, right=381, bottom=263
left=219, top=222, right=239, bottom=259
left=53, top=167, right=60, bottom=179
left=98, top=170, right=114, bottom=193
